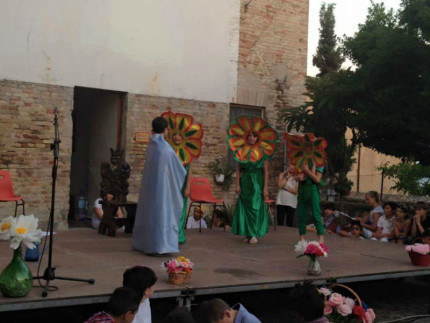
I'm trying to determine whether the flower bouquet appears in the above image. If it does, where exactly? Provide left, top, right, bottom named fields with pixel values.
left=320, top=284, right=376, bottom=323
left=161, top=256, right=193, bottom=284
left=406, top=243, right=430, bottom=266
left=0, top=214, right=44, bottom=297
left=294, top=240, right=328, bottom=276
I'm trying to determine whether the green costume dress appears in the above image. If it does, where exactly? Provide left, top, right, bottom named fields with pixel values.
left=232, top=160, right=269, bottom=238
left=297, top=166, right=325, bottom=236
left=178, top=164, right=190, bottom=244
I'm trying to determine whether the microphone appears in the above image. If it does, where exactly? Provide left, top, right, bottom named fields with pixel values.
left=54, top=106, right=58, bottom=117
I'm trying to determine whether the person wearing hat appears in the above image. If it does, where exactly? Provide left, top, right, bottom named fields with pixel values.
left=187, top=206, right=207, bottom=229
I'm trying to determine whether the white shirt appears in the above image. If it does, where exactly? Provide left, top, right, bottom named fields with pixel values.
left=187, top=217, right=207, bottom=229
left=377, top=215, right=393, bottom=234
left=91, top=198, right=103, bottom=229
left=276, top=177, right=297, bottom=208
left=132, top=298, right=151, bottom=323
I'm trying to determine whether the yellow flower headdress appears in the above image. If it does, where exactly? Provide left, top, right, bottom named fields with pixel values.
left=284, top=133, right=327, bottom=172
left=161, top=111, right=203, bottom=165
left=227, top=115, right=279, bottom=163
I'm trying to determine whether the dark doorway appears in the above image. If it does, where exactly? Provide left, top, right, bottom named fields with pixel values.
left=69, top=87, right=126, bottom=226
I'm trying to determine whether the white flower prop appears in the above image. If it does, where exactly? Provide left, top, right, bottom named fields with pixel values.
left=0, top=216, right=14, bottom=240
left=9, top=214, right=43, bottom=250
left=294, top=240, right=308, bottom=255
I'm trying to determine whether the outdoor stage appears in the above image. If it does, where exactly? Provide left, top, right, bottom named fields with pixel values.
left=0, top=226, right=429, bottom=312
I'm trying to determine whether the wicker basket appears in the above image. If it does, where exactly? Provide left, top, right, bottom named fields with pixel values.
left=408, top=251, right=430, bottom=266
left=168, top=272, right=192, bottom=285
left=328, top=283, right=362, bottom=307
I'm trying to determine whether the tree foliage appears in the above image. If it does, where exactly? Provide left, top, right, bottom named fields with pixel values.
left=343, top=1, right=430, bottom=165
left=279, top=3, right=354, bottom=196
left=379, top=162, right=430, bottom=196
left=313, top=3, right=344, bottom=76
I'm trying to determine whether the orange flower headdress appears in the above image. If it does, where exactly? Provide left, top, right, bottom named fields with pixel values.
left=161, top=111, right=203, bottom=165
left=228, top=115, right=279, bottom=163
left=284, top=133, right=327, bottom=172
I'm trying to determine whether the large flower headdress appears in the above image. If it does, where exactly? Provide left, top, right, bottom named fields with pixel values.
left=161, top=111, right=203, bottom=165
left=284, top=133, right=327, bottom=172
left=228, top=115, right=279, bottom=163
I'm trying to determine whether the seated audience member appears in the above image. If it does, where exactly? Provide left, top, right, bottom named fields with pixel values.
left=85, top=287, right=141, bottom=323
left=198, top=298, right=261, bottom=323
left=392, top=204, right=411, bottom=244
left=372, top=202, right=396, bottom=242
left=92, top=192, right=124, bottom=230
left=123, top=266, right=157, bottom=323
left=323, top=203, right=340, bottom=234
left=339, top=220, right=363, bottom=239
left=163, top=307, right=195, bottom=323
left=212, top=209, right=230, bottom=229
left=187, top=206, right=208, bottom=229
left=411, top=201, right=430, bottom=240
left=359, top=191, right=383, bottom=239
left=288, top=282, right=328, bottom=323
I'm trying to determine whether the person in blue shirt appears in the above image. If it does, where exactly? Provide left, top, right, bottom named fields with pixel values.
left=198, top=298, right=261, bottom=323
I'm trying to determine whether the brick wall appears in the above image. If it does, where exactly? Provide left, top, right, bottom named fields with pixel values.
left=125, top=94, right=236, bottom=205
left=0, top=0, right=309, bottom=225
left=0, top=80, right=73, bottom=229
left=236, top=0, right=309, bottom=195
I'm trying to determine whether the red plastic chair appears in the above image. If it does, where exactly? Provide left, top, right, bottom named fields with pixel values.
left=185, top=177, right=225, bottom=233
left=0, top=170, right=25, bottom=216
left=265, top=199, right=277, bottom=231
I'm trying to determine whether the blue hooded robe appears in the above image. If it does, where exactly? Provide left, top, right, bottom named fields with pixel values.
left=132, top=134, right=186, bottom=254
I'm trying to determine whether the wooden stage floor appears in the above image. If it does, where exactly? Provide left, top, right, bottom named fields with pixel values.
left=0, top=226, right=429, bottom=311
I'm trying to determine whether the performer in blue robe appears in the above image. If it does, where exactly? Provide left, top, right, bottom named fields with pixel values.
left=132, top=117, right=186, bottom=255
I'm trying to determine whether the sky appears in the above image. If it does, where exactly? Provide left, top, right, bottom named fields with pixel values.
left=307, top=0, right=402, bottom=76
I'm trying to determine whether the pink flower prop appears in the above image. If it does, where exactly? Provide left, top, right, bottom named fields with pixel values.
left=337, top=303, right=353, bottom=316
left=328, top=293, right=344, bottom=306
left=367, top=308, right=376, bottom=321
left=320, top=287, right=331, bottom=297
left=344, top=297, right=356, bottom=309
left=323, top=302, right=333, bottom=315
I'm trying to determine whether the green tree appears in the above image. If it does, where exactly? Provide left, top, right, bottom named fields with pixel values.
left=343, top=1, right=430, bottom=165
left=313, top=3, right=344, bottom=76
left=379, top=161, right=430, bottom=196
left=279, top=3, right=354, bottom=202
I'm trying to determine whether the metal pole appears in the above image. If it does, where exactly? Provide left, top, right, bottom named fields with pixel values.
left=380, top=169, right=384, bottom=202
left=356, top=145, right=361, bottom=192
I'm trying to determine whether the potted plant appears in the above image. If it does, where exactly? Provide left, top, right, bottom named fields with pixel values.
left=208, top=156, right=235, bottom=190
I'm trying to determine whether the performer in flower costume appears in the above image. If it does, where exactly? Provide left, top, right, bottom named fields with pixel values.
left=285, top=133, right=328, bottom=243
left=228, top=116, right=279, bottom=244
left=161, top=111, right=203, bottom=244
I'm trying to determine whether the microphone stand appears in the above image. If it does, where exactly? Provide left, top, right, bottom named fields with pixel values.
left=34, top=107, right=94, bottom=297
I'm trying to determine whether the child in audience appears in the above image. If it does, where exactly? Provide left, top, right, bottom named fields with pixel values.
left=339, top=220, right=363, bottom=239
left=411, top=201, right=430, bottom=240
left=359, top=191, right=383, bottom=239
left=212, top=209, right=230, bottom=229
left=392, top=204, right=411, bottom=244
left=323, top=203, right=340, bottom=234
left=198, top=298, right=261, bottom=323
left=123, top=266, right=157, bottom=323
left=187, top=206, right=208, bottom=229
left=85, top=287, right=141, bottom=323
left=288, top=282, right=328, bottom=323
left=372, top=202, right=396, bottom=242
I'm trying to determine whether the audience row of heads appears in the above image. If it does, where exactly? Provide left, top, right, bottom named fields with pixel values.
left=364, top=191, right=428, bottom=214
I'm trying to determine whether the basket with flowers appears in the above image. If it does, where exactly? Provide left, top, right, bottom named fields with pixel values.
left=320, top=284, right=376, bottom=323
left=406, top=243, right=430, bottom=266
left=294, top=240, right=329, bottom=275
left=161, top=256, right=194, bottom=284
